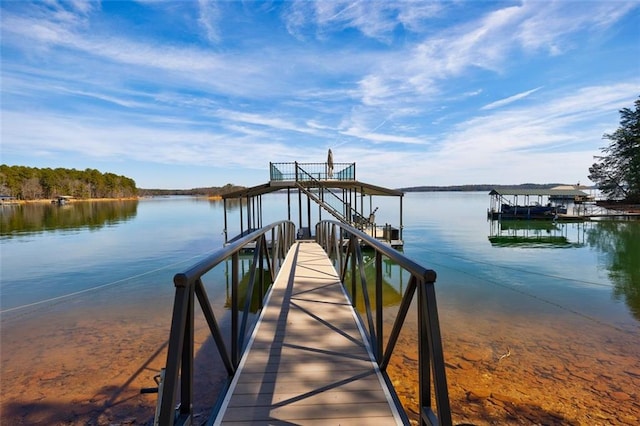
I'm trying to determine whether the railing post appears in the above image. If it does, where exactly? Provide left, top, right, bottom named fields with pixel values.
left=350, top=237, right=357, bottom=307
left=375, top=251, right=383, bottom=362
left=259, top=236, right=265, bottom=309
left=316, top=222, right=322, bottom=248
left=418, top=273, right=452, bottom=426
left=417, top=277, right=432, bottom=425
left=337, top=224, right=343, bottom=271
left=231, top=252, right=239, bottom=367
left=158, top=279, right=192, bottom=425
left=179, top=285, right=194, bottom=422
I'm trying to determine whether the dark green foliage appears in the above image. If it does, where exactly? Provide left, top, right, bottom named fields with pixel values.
left=589, top=97, right=640, bottom=202
left=137, top=183, right=245, bottom=197
left=0, top=165, right=137, bottom=200
left=586, top=221, right=640, bottom=320
left=1, top=199, right=139, bottom=236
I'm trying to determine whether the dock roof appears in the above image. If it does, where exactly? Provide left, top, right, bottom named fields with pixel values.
left=489, top=188, right=588, bottom=197
left=223, top=180, right=403, bottom=199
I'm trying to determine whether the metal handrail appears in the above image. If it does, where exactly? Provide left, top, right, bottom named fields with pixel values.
left=156, top=220, right=296, bottom=425
left=316, top=220, right=452, bottom=426
left=270, top=161, right=356, bottom=181
left=294, top=165, right=363, bottom=226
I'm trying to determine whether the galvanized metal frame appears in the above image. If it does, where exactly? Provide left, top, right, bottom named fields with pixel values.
left=316, top=220, right=452, bottom=426
left=157, top=220, right=295, bottom=425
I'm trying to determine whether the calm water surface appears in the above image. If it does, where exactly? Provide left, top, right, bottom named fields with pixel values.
left=402, top=193, right=639, bottom=327
left=1, top=197, right=225, bottom=312
left=1, top=193, right=638, bottom=425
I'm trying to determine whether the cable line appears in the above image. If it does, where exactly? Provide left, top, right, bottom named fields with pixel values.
left=415, top=248, right=630, bottom=334
left=419, top=246, right=613, bottom=288
left=0, top=248, right=219, bottom=315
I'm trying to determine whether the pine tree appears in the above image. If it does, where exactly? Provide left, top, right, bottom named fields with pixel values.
left=589, top=97, right=640, bottom=202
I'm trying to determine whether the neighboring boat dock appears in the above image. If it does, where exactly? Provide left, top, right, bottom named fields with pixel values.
left=488, top=187, right=640, bottom=220
left=52, top=195, right=74, bottom=205
left=1, top=195, right=18, bottom=205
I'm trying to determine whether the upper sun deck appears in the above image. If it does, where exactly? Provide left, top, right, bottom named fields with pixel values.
left=269, top=161, right=356, bottom=183
left=223, top=161, right=402, bottom=199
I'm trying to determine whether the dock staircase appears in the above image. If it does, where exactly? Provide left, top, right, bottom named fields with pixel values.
left=293, top=170, right=367, bottom=229
left=278, top=163, right=377, bottom=230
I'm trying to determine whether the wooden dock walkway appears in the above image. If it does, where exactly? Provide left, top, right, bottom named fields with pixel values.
left=214, top=241, right=403, bottom=425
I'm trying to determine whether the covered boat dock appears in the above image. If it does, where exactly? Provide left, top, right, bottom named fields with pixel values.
left=488, top=187, right=591, bottom=220
left=222, top=160, right=405, bottom=248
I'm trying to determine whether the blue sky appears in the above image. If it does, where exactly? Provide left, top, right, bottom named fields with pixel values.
left=1, top=1, right=639, bottom=189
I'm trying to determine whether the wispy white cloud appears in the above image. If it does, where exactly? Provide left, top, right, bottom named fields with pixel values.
left=198, top=0, right=221, bottom=43
left=285, top=1, right=386, bottom=41
left=330, top=82, right=639, bottom=187
left=214, top=110, right=321, bottom=135
left=340, top=127, right=427, bottom=145
left=515, top=0, right=639, bottom=54
left=350, top=0, right=638, bottom=106
left=417, top=83, right=639, bottom=182
left=0, top=109, right=299, bottom=169
left=345, top=4, right=523, bottom=105
left=284, top=0, right=445, bottom=42
left=481, top=87, right=542, bottom=110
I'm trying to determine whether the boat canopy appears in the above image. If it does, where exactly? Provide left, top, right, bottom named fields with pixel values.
left=222, top=179, right=402, bottom=200
left=488, top=188, right=589, bottom=197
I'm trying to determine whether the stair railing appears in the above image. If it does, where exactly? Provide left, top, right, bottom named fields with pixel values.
left=295, top=164, right=365, bottom=228
left=269, top=161, right=356, bottom=181
left=316, top=220, right=452, bottom=426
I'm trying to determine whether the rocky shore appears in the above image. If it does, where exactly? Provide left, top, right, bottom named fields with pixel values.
left=388, top=309, right=639, bottom=425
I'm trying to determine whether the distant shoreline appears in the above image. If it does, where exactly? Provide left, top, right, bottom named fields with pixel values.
left=399, top=183, right=595, bottom=192
left=5, top=197, right=140, bottom=205
left=3, top=195, right=223, bottom=205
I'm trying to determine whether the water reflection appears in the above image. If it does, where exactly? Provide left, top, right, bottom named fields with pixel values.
left=488, top=220, right=588, bottom=248
left=0, top=200, right=138, bottom=237
left=586, top=220, right=640, bottom=320
left=222, top=255, right=274, bottom=313
left=342, top=252, right=405, bottom=311
left=486, top=218, right=640, bottom=321
left=222, top=251, right=407, bottom=316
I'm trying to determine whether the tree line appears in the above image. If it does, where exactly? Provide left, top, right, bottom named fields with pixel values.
left=0, top=165, right=137, bottom=200
left=137, top=184, right=245, bottom=197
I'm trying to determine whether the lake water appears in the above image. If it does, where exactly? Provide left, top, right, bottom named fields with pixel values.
left=1, top=193, right=639, bottom=425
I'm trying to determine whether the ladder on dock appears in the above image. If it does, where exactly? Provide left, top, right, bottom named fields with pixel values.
left=153, top=220, right=451, bottom=426
left=215, top=241, right=403, bottom=425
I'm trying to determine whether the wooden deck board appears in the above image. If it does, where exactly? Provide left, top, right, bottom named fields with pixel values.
left=215, top=242, right=402, bottom=425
